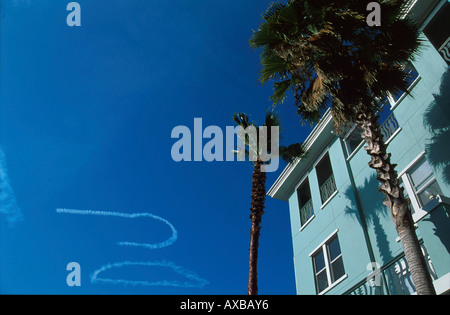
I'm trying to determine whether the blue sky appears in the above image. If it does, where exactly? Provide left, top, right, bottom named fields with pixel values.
left=0, top=0, right=311, bottom=294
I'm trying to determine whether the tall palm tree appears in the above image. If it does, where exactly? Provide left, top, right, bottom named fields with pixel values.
left=232, top=111, right=305, bottom=295
left=250, top=0, right=436, bottom=294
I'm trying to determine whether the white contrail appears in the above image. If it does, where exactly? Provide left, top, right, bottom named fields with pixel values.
left=56, top=208, right=178, bottom=249
left=56, top=208, right=208, bottom=289
left=90, top=260, right=209, bottom=288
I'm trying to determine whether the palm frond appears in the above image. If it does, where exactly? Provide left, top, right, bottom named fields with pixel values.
left=250, top=22, right=283, bottom=49
left=276, top=1, right=299, bottom=25
left=279, top=143, right=307, bottom=163
left=263, top=1, right=286, bottom=21
left=232, top=112, right=254, bottom=130
left=259, top=48, right=290, bottom=83
left=270, top=79, right=292, bottom=104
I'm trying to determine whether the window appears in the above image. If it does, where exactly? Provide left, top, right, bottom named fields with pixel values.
left=399, top=154, right=444, bottom=221
left=297, top=178, right=314, bottom=227
left=408, top=158, right=442, bottom=206
left=311, top=234, right=346, bottom=294
left=344, top=126, right=363, bottom=157
left=423, top=1, right=450, bottom=65
left=379, top=107, right=401, bottom=143
left=389, top=62, right=420, bottom=104
left=316, top=153, right=337, bottom=205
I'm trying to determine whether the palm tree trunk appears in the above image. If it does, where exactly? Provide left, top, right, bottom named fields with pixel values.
left=355, top=110, right=436, bottom=295
left=248, top=158, right=266, bottom=295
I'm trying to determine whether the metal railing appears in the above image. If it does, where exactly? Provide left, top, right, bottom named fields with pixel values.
left=380, top=113, right=400, bottom=143
left=319, top=175, right=337, bottom=204
left=300, top=199, right=314, bottom=226
left=346, top=244, right=437, bottom=295
left=438, top=36, right=450, bottom=65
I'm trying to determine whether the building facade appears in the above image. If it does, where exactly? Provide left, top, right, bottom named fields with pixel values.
left=268, top=0, right=450, bottom=295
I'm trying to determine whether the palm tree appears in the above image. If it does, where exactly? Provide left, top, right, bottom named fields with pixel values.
left=232, top=111, right=305, bottom=295
left=250, top=0, right=436, bottom=294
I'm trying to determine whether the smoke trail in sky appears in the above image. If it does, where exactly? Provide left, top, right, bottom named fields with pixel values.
left=0, top=148, right=23, bottom=227
left=90, top=261, right=209, bottom=288
left=56, top=208, right=178, bottom=249
left=56, top=208, right=208, bottom=289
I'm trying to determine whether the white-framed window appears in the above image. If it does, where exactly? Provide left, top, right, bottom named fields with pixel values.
left=316, top=152, right=337, bottom=206
left=343, top=107, right=402, bottom=160
left=344, top=126, right=364, bottom=158
left=310, top=232, right=346, bottom=294
left=422, top=1, right=450, bottom=65
left=297, top=177, right=314, bottom=228
left=386, top=62, right=420, bottom=107
left=399, top=153, right=444, bottom=221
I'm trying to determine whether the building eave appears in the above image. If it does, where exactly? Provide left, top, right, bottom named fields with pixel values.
left=267, top=109, right=335, bottom=202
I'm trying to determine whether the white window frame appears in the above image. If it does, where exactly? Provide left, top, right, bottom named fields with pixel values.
left=343, top=125, right=365, bottom=160
left=309, top=230, right=347, bottom=295
left=418, top=0, right=450, bottom=66
left=315, top=152, right=338, bottom=207
left=297, top=176, right=315, bottom=230
left=386, top=60, right=421, bottom=111
left=389, top=74, right=421, bottom=111
left=398, top=152, right=446, bottom=222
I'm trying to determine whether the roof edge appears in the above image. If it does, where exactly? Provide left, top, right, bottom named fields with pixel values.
left=267, top=109, right=334, bottom=201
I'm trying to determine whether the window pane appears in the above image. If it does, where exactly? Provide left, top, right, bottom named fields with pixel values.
left=378, top=103, right=393, bottom=125
left=391, top=63, right=419, bottom=102
left=313, top=251, right=325, bottom=272
left=315, top=269, right=328, bottom=293
left=418, top=180, right=443, bottom=207
left=327, top=237, right=342, bottom=261
left=331, top=257, right=345, bottom=282
left=409, top=158, right=433, bottom=189
left=346, top=128, right=363, bottom=155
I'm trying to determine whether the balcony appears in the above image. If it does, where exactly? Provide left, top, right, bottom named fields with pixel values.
left=347, top=244, right=438, bottom=295
left=438, top=36, right=450, bottom=65
left=319, top=175, right=337, bottom=205
left=299, top=199, right=314, bottom=227
left=380, top=112, right=400, bottom=144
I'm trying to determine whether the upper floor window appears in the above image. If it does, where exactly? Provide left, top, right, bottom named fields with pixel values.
left=388, top=62, right=420, bottom=104
left=297, top=178, right=314, bottom=227
left=423, top=1, right=450, bottom=65
left=378, top=103, right=401, bottom=144
left=344, top=126, right=363, bottom=157
left=316, top=153, right=337, bottom=205
left=311, top=234, right=346, bottom=294
left=399, top=154, right=444, bottom=221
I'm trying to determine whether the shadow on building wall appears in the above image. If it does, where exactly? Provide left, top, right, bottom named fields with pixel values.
left=422, top=68, right=450, bottom=257
left=424, top=68, right=450, bottom=185
left=343, top=174, right=393, bottom=265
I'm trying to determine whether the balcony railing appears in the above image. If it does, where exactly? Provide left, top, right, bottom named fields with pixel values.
left=320, top=175, right=337, bottom=204
left=300, top=199, right=314, bottom=226
left=347, top=244, right=437, bottom=295
left=380, top=113, right=400, bottom=143
left=438, top=36, right=450, bottom=65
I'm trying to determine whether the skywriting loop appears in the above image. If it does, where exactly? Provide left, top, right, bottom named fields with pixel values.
left=56, top=208, right=178, bottom=249
left=56, top=208, right=208, bottom=289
